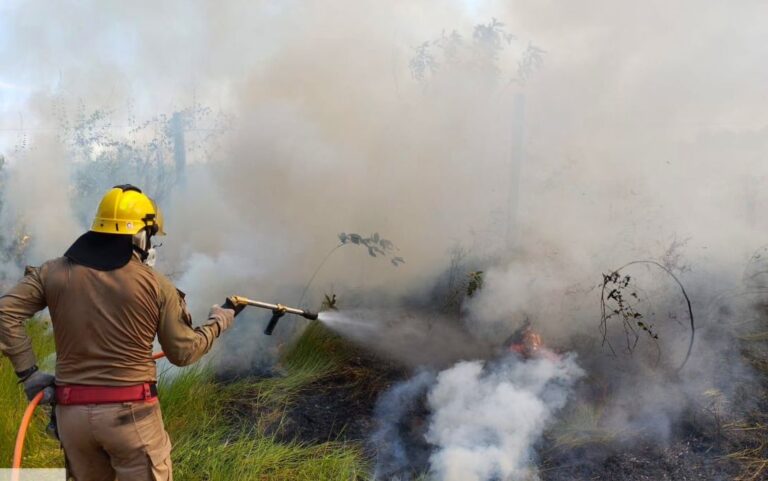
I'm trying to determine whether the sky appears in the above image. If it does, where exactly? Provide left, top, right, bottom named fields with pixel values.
left=2, top=0, right=768, bottom=288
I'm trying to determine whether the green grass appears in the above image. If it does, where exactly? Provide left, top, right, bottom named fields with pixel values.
left=0, top=318, right=61, bottom=468
left=2, top=319, right=369, bottom=480
left=247, top=321, right=352, bottom=408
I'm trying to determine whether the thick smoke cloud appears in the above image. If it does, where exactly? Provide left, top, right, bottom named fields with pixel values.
left=371, top=370, right=436, bottom=480
left=2, top=0, right=767, bottom=301
left=426, top=356, right=583, bottom=481
left=1, top=1, right=767, bottom=478
left=1, top=0, right=766, bottom=277
left=0, top=135, right=80, bottom=274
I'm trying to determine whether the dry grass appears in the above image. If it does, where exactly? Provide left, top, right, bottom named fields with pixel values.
left=724, top=313, right=768, bottom=481
left=724, top=420, right=768, bottom=481
left=547, top=402, right=622, bottom=449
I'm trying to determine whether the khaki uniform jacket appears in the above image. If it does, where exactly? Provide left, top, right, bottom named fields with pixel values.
left=0, top=255, right=226, bottom=385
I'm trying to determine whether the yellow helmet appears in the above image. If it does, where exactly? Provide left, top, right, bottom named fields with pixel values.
left=90, top=184, right=166, bottom=236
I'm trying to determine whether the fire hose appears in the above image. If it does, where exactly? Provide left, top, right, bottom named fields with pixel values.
left=11, top=296, right=318, bottom=475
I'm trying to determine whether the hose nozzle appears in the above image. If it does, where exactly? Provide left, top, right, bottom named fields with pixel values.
left=229, top=295, right=319, bottom=334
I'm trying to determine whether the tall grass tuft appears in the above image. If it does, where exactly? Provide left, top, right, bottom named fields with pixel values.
left=0, top=319, right=62, bottom=468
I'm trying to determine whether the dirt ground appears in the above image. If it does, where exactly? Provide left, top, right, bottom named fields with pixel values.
left=223, top=344, right=406, bottom=447
left=539, top=436, right=739, bottom=481
left=272, top=354, right=405, bottom=445
left=220, top=328, right=766, bottom=480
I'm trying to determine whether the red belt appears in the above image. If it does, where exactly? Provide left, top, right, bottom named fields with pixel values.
left=55, top=383, right=158, bottom=405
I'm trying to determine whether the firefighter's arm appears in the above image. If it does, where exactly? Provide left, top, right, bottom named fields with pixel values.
left=0, top=266, right=47, bottom=374
left=156, top=276, right=235, bottom=367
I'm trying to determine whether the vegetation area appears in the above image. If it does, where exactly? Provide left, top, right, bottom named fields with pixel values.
left=0, top=320, right=59, bottom=468
left=1, top=320, right=370, bottom=480
left=726, top=310, right=768, bottom=481
left=538, top=294, right=768, bottom=481
left=4, top=285, right=768, bottom=480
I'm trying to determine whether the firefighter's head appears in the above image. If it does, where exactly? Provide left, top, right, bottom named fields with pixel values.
left=65, top=184, right=165, bottom=270
left=90, top=184, right=165, bottom=238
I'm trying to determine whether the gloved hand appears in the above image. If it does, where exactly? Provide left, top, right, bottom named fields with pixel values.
left=222, top=297, right=246, bottom=316
left=208, top=304, right=236, bottom=335
left=22, top=370, right=56, bottom=405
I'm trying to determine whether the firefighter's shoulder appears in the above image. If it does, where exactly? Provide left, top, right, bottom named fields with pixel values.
left=147, top=267, right=185, bottom=302
left=24, top=257, right=68, bottom=278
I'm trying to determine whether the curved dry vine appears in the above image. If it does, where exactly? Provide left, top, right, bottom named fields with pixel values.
left=600, top=260, right=695, bottom=372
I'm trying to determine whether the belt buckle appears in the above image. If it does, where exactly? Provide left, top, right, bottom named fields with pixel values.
left=59, top=386, right=71, bottom=404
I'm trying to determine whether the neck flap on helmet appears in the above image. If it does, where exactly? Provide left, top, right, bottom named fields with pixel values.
left=64, top=231, right=135, bottom=271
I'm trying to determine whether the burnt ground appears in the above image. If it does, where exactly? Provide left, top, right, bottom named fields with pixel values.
left=222, top=340, right=407, bottom=448
left=539, top=436, right=740, bottom=481
left=367, top=393, right=747, bottom=480
left=269, top=353, right=406, bottom=445
left=217, top=325, right=767, bottom=480
left=222, top=352, right=753, bottom=480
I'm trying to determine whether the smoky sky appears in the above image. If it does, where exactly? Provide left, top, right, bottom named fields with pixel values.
left=0, top=0, right=766, bottom=362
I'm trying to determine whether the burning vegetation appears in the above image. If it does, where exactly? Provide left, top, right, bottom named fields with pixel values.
left=193, top=242, right=768, bottom=480
left=2, top=2, right=768, bottom=480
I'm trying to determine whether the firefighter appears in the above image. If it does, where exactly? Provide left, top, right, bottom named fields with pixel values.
left=0, top=184, right=240, bottom=481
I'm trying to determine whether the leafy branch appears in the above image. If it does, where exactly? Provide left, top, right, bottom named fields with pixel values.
left=408, top=18, right=544, bottom=85
left=337, top=232, right=404, bottom=266
left=601, top=272, right=657, bottom=356
left=514, top=43, right=546, bottom=85
left=466, top=271, right=484, bottom=298
left=322, top=293, right=338, bottom=311
left=297, top=232, right=405, bottom=307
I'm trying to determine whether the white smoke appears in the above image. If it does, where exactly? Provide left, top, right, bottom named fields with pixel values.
left=0, top=1, right=766, bottom=476
left=0, top=135, right=80, bottom=270
left=425, top=355, right=584, bottom=481
left=372, top=370, right=436, bottom=481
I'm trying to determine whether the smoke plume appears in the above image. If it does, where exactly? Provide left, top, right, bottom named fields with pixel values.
left=1, top=1, right=767, bottom=478
left=426, top=355, right=583, bottom=481
left=371, top=370, right=436, bottom=481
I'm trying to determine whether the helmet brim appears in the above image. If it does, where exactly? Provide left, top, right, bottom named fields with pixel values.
left=64, top=231, right=134, bottom=271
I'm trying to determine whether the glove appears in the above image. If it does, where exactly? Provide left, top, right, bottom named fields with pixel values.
left=222, top=297, right=246, bottom=316
left=22, top=369, right=56, bottom=405
left=208, top=304, right=236, bottom=335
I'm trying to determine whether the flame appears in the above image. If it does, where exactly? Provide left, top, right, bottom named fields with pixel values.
left=507, top=326, right=560, bottom=362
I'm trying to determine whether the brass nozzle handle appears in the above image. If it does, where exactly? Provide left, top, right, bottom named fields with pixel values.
left=229, top=295, right=318, bottom=320
left=223, top=297, right=246, bottom=316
